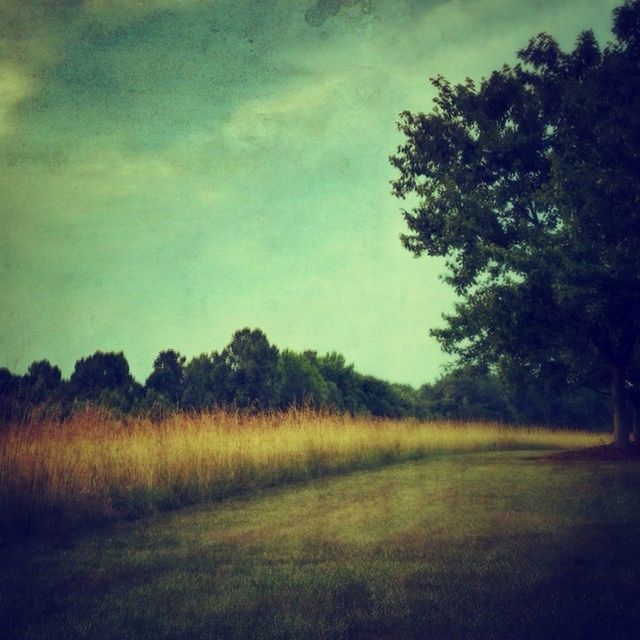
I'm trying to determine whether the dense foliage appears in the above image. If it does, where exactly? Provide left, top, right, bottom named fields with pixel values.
left=391, top=0, right=640, bottom=443
left=0, top=327, right=608, bottom=428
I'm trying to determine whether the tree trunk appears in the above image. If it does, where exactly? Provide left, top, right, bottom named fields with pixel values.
left=610, top=363, right=630, bottom=446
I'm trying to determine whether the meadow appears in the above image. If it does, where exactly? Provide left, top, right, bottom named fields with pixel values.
left=0, top=409, right=603, bottom=541
left=2, top=449, right=639, bottom=639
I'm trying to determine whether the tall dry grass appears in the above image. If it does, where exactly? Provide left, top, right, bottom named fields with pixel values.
left=0, top=409, right=604, bottom=539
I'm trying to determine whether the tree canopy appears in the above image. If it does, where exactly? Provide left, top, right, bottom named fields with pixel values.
left=222, top=328, right=280, bottom=410
left=391, top=0, right=640, bottom=444
left=0, top=328, right=611, bottom=428
left=145, top=350, right=186, bottom=406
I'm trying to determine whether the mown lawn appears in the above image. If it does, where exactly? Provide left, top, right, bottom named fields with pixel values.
left=1, top=450, right=639, bottom=639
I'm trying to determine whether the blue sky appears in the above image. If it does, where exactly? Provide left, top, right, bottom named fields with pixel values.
left=0, top=0, right=619, bottom=385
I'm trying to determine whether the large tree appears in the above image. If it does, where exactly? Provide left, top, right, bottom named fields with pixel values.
left=391, top=1, right=640, bottom=444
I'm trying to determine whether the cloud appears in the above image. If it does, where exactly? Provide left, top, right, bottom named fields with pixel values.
left=0, top=2, right=80, bottom=139
left=0, top=0, right=207, bottom=132
left=0, top=64, right=33, bottom=136
left=1, top=143, right=228, bottom=231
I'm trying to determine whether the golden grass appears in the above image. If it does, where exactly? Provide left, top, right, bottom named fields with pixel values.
left=0, top=408, right=605, bottom=537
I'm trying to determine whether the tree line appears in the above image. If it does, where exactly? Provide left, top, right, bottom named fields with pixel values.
left=0, top=328, right=608, bottom=428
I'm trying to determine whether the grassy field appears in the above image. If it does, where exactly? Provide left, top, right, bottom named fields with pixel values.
left=0, top=410, right=603, bottom=540
left=1, top=449, right=639, bottom=639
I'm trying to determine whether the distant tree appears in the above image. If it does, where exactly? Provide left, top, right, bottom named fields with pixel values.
left=496, top=353, right=611, bottom=429
left=316, top=352, right=363, bottom=414
left=136, top=388, right=175, bottom=421
left=0, top=368, right=22, bottom=423
left=421, top=368, right=516, bottom=423
left=391, top=0, right=640, bottom=444
left=359, top=376, right=416, bottom=418
left=222, top=329, right=280, bottom=410
left=68, top=351, right=139, bottom=412
left=181, top=352, right=230, bottom=410
left=69, top=351, right=131, bottom=396
left=24, top=360, right=63, bottom=406
left=145, top=349, right=186, bottom=406
left=277, top=350, right=330, bottom=409
left=392, top=383, right=429, bottom=420
left=95, top=384, right=143, bottom=415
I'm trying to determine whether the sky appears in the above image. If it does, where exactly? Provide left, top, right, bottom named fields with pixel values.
left=0, top=0, right=620, bottom=386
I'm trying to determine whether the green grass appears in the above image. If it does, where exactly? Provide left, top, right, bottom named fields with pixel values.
left=2, top=451, right=639, bottom=639
left=0, top=411, right=603, bottom=540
